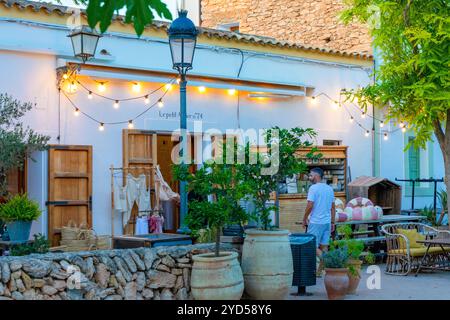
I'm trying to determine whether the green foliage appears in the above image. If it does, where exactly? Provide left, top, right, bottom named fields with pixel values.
left=0, top=94, right=50, bottom=196
left=9, top=233, right=50, bottom=256
left=419, top=204, right=441, bottom=226
left=0, top=194, right=42, bottom=222
left=363, top=252, right=376, bottom=265
left=322, top=247, right=349, bottom=269
left=238, top=127, right=317, bottom=230
left=173, top=142, right=250, bottom=256
left=437, top=189, right=447, bottom=213
left=68, top=0, right=173, bottom=36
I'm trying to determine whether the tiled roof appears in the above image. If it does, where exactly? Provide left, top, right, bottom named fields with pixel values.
left=0, top=0, right=373, bottom=60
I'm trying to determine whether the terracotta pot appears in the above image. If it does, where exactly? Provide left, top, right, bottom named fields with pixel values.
left=241, top=229, right=293, bottom=300
left=347, top=259, right=362, bottom=294
left=191, top=251, right=244, bottom=300
left=324, top=268, right=349, bottom=300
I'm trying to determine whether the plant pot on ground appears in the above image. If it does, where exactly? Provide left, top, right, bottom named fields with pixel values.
left=323, top=247, right=350, bottom=300
left=0, top=193, right=42, bottom=242
left=238, top=127, right=318, bottom=299
left=173, top=151, right=247, bottom=300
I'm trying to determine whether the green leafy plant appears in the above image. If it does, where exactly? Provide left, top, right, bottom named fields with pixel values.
left=363, top=252, right=376, bottom=265
left=9, top=233, right=49, bottom=256
left=437, top=189, right=447, bottom=225
left=340, top=1, right=450, bottom=224
left=173, top=142, right=250, bottom=257
left=66, top=0, right=173, bottom=36
left=0, top=193, right=42, bottom=222
left=419, top=204, right=441, bottom=227
left=322, top=247, right=349, bottom=269
left=0, top=94, right=50, bottom=197
left=238, top=127, right=317, bottom=230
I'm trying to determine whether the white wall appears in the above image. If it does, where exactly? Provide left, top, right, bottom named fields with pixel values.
left=0, top=18, right=375, bottom=236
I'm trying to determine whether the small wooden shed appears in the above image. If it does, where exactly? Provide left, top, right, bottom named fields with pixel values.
left=348, top=176, right=402, bottom=215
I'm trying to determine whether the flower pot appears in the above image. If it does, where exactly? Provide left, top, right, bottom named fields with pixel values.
left=241, top=229, right=293, bottom=300
left=6, top=221, right=32, bottom=242
left=347, top=259, right=362, bottom=294
left=324, top=268, right=349, bottom=300
left=191, top=251, right=244, bottom=300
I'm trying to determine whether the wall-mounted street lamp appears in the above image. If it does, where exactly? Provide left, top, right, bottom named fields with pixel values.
left=168, top=10, right=198, bottom=233
left=68, top=25, right=101, bottom=63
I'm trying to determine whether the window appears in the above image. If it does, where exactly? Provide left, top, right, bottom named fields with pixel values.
left=404, top=134, right=434, bottom=196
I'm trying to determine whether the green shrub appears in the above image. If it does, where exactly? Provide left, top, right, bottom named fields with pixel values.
left=323, top=247, right=349, bottom=269
left=0, top=193, right=42, bottom=222
left=9, top=233, right=49, bottom=256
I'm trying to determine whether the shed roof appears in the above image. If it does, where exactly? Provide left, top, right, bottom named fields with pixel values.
left=348, top=176, right=401, bottom=188
left=0, top=0, right=374, bottom=61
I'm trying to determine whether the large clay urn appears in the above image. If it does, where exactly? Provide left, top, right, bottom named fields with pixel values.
left=191, top=251, right=244, bottom=300
left=241, top=229, right=293, bottom=300
left=324, top=268, right=349, bottom=300
left=347, top=259, right=362, bottom=294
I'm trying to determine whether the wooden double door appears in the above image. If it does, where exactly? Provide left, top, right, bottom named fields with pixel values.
left=47, top=145, right=92, bottom=246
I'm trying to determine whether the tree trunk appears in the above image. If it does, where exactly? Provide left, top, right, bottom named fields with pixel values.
left=444, top=161, right=450, bottom=230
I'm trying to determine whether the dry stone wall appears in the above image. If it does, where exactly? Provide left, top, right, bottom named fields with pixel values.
left=0, top=244, right=232, bottom=300
left=200, top=0, right=372, bottom=54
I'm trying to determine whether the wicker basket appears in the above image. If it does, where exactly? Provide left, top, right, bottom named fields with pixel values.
left=60, top=221, right=111, bottom=251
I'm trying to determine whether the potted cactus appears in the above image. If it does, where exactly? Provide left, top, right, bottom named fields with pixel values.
left=0, top=193, right=42, bottom=242
left=322, top=247, right=350, bottom=300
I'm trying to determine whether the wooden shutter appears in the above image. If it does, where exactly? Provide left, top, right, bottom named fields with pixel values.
left=47, top=145, right=92, bottom=246
left=408, top=137, right=420, bottom=185
left=122, top=130, right=157, bottom=235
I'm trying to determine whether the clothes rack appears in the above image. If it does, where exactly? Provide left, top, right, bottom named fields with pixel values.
left=110, top=165, right=162, bottom=237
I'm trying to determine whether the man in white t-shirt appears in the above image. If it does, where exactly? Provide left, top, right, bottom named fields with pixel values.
left=302, top=167, right=336, bottom=260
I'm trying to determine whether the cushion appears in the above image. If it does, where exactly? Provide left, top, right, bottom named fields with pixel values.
left=390, top=247, right=450, bottom=257
left=396, top=229, right=426, bottom=249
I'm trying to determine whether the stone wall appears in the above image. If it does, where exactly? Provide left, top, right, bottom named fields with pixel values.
left=0, top=244, right=231, bottom=300
left=200, top=0, right=372, bottom=54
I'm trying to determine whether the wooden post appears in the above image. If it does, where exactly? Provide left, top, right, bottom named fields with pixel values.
left=110, top=165, right=114, bottom=238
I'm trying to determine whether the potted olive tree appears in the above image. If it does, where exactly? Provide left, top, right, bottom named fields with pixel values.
left=238, top=127, right=317, bottom=300
left=173, top=146, right=248, bottom=300
left=0, top=193, right=42, bottom=242
left=323, top=246, right=350, bottom=300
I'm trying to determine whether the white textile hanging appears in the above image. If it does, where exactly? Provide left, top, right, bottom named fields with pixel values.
left=154, top=165, right=180, bottom=202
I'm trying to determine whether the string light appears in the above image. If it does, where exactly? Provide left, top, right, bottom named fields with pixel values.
left=349, top=116, right=354, bottom=123
left=88, top=91, right=93, bottom=99
left=384, top=133, right=389, bottom=141
left=128, top=120, right=134, bottom=129
left=399, top=121, right=405, bottom=128
left=113, top=100, right=120, bottom=109
left=176, top=78, right=181, bottom=84
left=379, top=121, right=384, bottom=128
left=228, top=89, right=237, bottom=96
left=365, top=130, right=370, bottom=137
left=63, top=74, right=69, bottom=80
left=198, top=86, right=206, bottom=93
left=70, top=81, right=78, bottom=92
left=144, top=95, right=150, bottom=104
left=157, top=99, right=164, bottom=108
left=402, top=127, right=407, bottom=133
left=165, top=84, right=173, bottom=91
left=74, top=108, right=80, bottom=116
left=132, top=82, right=141, bottom=93
left=99, top=123, right=105, bottom=131
left=97, top=82, right=106, bottom=92
left=361, top=112, right=366, bottom=119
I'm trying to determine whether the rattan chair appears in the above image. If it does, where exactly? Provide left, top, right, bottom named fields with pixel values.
left=381, top=222, right=450, bottom=276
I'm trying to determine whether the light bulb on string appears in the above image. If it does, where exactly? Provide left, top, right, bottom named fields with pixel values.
left=361, top=112, right=366, bottom=119
left=349, top=116, right=354, bottom=123
left=62, top=73, right=69, bottom=80
left=402, top=127, right=407, bottom=133
left=157, top=99, right=164, bottom=108
left=399, top=121, right=405, bottom=128
left=74, top=108, right=80, bottom=116
left=98, top=82, right=106, bottom=92
left=228, top=89, right=237, bottom=96
left=384, top=133, right=389, bottom=141
left=176, top=78, right=181, bottom=85
left=365, top=130, right=370, bottom=137
left=310, top=96, right=317, bottom=105
left=379, top=121, right=384, bottom=128
left=99, top=123, right=105, bottom=131
left=198, top=86, right=206, bottom=93
left=88, top=91, right=93, bottom=100
left=70, top=81, right=77, bottom=92
left=165, top=84, right=173, bottom=91
left=113, top=100, right=120, bottom=109
left=132, top=82, right=141, bottom=93
left=144, top=95, right=150, bottom=104
left=128, top=120, right=134, bottom=129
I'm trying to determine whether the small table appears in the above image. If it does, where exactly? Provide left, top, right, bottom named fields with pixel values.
left=415, top=238, right=450, bottom=276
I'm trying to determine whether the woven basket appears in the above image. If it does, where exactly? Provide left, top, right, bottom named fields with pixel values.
left=60, top=221, right=108, bottom=252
